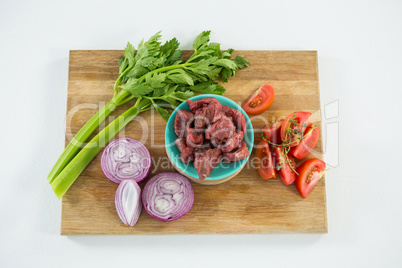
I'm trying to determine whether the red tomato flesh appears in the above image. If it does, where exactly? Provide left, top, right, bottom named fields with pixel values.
left=255, top=140, right=276, bottom=179
left=280, top=111, right=311, bottom=147
left=295, top=158, right=326, bottom=198
left=272, top=146, right=296, bottom=185
left=242, top=85, right=274, bottom=115
left=290, top=123, right=320, bottom=159
left=262, top=119, right=284, bottom=145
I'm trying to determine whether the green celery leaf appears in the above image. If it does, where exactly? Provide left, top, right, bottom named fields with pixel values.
left=119, top=78, right=136, bottom=89
left=163, top=97, right=180, bottom=108
left=173, top=90, right=197, bottom=101
left=174, top=85, right=189, bottom=92
left=127, top=84, right=154, bottom=97
left=139, top=32, right=162, bottom=57
left=163, top=84, right=178, bottom=96
left=150, top=56, right=165, bottom=69
left=118, top=57, right=128, bottom=75
left=206, top=42, right=221, bottom=55
left=145, top=72, right=167, bottom=88
left=221, top=48, right=234, bottom=59
left=221, top=68, right=233, bottom=83
left=188, top=58, right=216, bottom=77
left=151, top=82, right=176, bottom=98
left=192, top=30, right=211, bottom=52
left=189, top=81, right=226, bottom=95
left=213, top=58, right=238, bottom=70
left=152, top=102, right=171, bottom=122
left=146, top=31, right=162, bottom=46
left=233, top=55, right=250, bottom=69
left=126, top=65, right=149, bottom=79
left=161, top=38, right=180, bottom=57
left=166, top=50, right=183, bottom=66
left=120, top=79, right=154, bottom=97
left=188, top=50, right=215, bottom=62
left=134, top=32, right=162, bottom=69
left=208, top=67, right=223, bottom=80
left=137, top=56, right=158, bottom=69
left=118, top=57, right=124, bottom=66
left=189, top=58, right=222, bottom=80
left=121, top=76, right=129, bottom=83
left=191, top=57, right=218, bottom=69
left=167, top=69, right=194, bottom=86
left=123, top=42, right=136, bottom=66
left=152, top=87, right=164, bottom=97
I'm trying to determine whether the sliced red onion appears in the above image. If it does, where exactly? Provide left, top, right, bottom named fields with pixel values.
left=115, top=179, right=142, bottom=227
left=101, top=138, right=151, bottom=184
left=142, top=172, right=194, bottom=222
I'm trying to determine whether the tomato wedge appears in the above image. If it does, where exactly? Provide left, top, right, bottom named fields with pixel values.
left=272, top=146, right=296, bottom=185
left=262, top=119, right=284, bottom=145
left=242, top=84, right=274, bottom=115
left=290, top=123, right=320, bottom=159
left=255, top=140, right=276, bottom=179
left=280, top=111, right=311, bottom=147
left=295, top=158, right=326, bottom=198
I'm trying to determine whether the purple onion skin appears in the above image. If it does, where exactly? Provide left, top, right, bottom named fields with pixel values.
left=115, top=179, right=142, bottom=227
left=101, top=138, right=151, bottom=184
left=142, top=172, right=194, bottom=222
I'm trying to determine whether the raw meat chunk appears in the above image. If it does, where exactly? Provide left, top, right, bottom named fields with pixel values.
left=194, top=148, right=222, bottom=180
left=186, top=127, right=204, bottom=148
left=222, top=142, right=250, bottom=163
left=205, top=115, right=235, bottom=141
left=219, top=131, right=244, bottom=153
left=228, top=108, right=247, bottom=133
left=174, top=110, right=194, bottom=137
left=175, top=138, right=194, bottom=163
left=186, top=97, right=218, bottom=112
left=175, top=137, right=187, bottom=152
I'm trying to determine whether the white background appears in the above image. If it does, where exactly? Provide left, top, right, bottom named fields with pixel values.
left=1, top=0, right=401, bottom=267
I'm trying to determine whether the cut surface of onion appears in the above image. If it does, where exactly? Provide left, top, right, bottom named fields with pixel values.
left=142, top=172, right=194, bottom=222
left=115, top=179, right=142, bottom=227
left=101, top=138, right=151, bottom=184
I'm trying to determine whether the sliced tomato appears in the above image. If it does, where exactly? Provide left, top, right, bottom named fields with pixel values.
left=280, top=111, right=311, bottom=147
left=295, top=158, right=326, bottom=198
left=290, top=123, right=320, bottom=159
left=262, top=119, right=284, bottom=145
left=255, top=140, right=276, bottom=179
left=272, top=146, right=296, bottom=185
left=242, top=84, right=274, bottom=115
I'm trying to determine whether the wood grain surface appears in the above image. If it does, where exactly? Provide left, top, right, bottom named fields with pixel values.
left=61, top=50, right=327, bottom=235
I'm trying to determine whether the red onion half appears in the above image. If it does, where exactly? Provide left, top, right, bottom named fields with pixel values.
left=115, top=179, right=142, bottom=227
left=101, top=138, right=151, bottom=184
left=142, top=172, right=194, bottom=222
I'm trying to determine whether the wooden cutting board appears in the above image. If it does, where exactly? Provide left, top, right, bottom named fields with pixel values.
left=61, top=50, right=327, bottom=235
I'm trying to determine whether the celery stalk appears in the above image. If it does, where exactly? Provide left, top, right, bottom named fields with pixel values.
left=51, top=99, right=150, bottom=199
left=47, top=89, right=131, bottom=183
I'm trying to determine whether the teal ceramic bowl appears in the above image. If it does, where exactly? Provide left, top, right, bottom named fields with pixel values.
left=165, top=94, right=254, bottom=184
